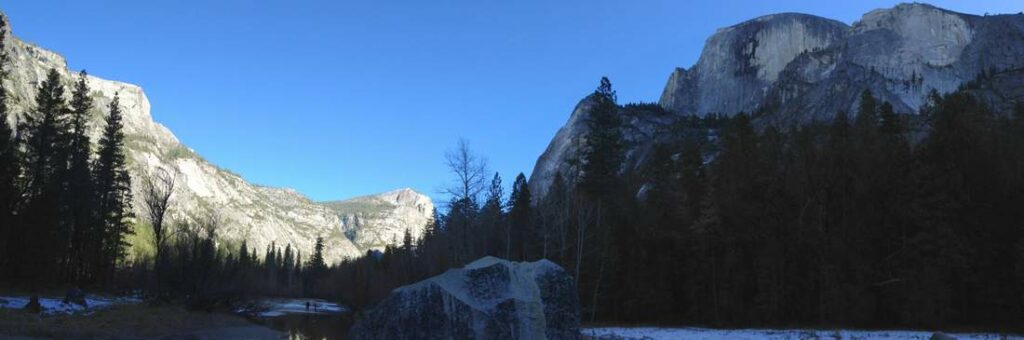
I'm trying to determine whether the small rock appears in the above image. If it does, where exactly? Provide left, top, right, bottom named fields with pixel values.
left=930, top=332, right=956, bottom=340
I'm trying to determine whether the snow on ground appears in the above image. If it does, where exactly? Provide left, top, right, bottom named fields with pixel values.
left=0, top=295, right=141, bottom=316
left=241, top=298, right=348, bottom=317
left=582, top=327, right=1023, bottom=340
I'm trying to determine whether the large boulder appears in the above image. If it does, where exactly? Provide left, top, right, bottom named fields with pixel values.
left=349, top=257, right=580, bottom=340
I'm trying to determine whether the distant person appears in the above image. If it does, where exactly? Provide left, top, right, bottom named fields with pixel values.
left=305, top=301, right=310, bottom=311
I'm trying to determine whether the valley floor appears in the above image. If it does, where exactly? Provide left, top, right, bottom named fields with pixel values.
left=582, top=327, right=1024, bottom=340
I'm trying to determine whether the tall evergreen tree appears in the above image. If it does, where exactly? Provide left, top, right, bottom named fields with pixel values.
left=19, top=68, right=71, bottom=284
left=479, top=172, right=504, bottom=258
left=65, top=71, right=95, bottom=282
left=93, top=93, right=133, bottom=282
left=309, top=236, right=327, bottom=276
left=508, top=173, right=532, bottom=260
left=22, top=69, right=70, bottom=198
left=577, top=77, right=625, bottom=320
left=579, top=77, right=623, bottom=196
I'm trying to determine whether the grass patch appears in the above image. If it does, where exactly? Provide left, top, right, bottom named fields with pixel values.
left=127, top=220, right=155, bottom=262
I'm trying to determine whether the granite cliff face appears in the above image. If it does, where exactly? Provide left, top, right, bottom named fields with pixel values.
left=528, top=98, right=682, bottom=198
left=661, top=3, right=1024, bottom=121
left=763, top=3, right=1024, bottom=124
left=0, top=13, right=432, bottom=263
left=531, top=3, right=1024, bottom=195
left=659, top=13, right=849, bottom=116
left=322, top=188, right=434, bottom=252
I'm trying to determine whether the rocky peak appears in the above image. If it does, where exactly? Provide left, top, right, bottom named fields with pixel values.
left=716, top=13, right=849, bottom=82
left=527, top=95, right=599, bottom=198
left=377, top=188, right=432, bottom=207
left=659, top=12, right=849, bottom=116
left=853, top=2, right=973, bottom=67
left=321, top=188, right=435, bottom=252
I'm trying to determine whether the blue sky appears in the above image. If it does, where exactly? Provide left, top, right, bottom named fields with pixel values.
left=2, top=1, right=1019, bottom=202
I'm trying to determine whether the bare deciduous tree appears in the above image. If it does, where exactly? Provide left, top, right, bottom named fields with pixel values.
left=444, top=138, right=488, bottom=202
left=443, top=138, right=488, bottom=262
left=142, top=167, right=176, bottom=269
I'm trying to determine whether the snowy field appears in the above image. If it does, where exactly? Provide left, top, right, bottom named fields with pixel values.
left=240, top=298, right=348, bottom=317
left=583, top=327, right=1023, bottom=339
left=0, top=295, right=141, bottom=316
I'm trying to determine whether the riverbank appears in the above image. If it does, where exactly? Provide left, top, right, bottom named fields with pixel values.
left=0, top=304, right=283, bottom=338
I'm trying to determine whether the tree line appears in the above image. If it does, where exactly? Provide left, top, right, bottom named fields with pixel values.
left=321, top=77, right=1024, bottom=331
left=0, top=15, right=134, bottom=288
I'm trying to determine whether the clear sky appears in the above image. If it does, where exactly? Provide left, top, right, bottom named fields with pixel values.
left=1, top=1, right=1019, bottom=202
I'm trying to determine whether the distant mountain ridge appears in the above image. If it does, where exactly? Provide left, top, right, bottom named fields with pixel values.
left=0, top=12, right=432, bottom=263
left=322, top=188, right=434, bottom=252
left=660, top=3, right=1024, bottom=122
left=530, top=3, right=1024, bottom=195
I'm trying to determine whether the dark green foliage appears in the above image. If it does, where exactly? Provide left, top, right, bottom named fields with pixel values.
left=479, top=172, right=505, bottom=258
left=18, top=69, right=71, bottom=285
left=309, top=236, right=327, bottom=276
left=508, top=173, right=531, bottom=260
left=0, top=16, right=20, bottom=280
left=65, top=71, right=96, bottom=283
left=596, top=89, right=1022, bottom=329
left=1, top=65, right=134, bottom=288
left=93, top=93, right=134, bottom=283
left=328, top=87, right=1024, bottom=330
left=579, top=77, right=623, bottom=197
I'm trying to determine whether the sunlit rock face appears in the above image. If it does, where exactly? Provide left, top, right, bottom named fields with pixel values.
left=532, top=4, right=1024, bottom=196
left=0, top=13, right=432, bottom=263
left=659, top=13, right=849, bottom=117
left=658, top=3, right=1024, bottom=123
left=349, top=257, right=580, bottom=340
left=322, top=188, right=434, bottom=252
left=763, top=3, right=1024, bottom=125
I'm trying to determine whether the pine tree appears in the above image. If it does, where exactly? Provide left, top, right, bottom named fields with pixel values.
left=0, top=14, right=21, bottom=279
left=508, top=173, right=532, bottom=260
left=22, top=69, right=70, bottom=198
left=579, top=77, right=623, bottom=196
left=309, top=236, right=327, bottom=276
left=577, top=77, right=625, bottom=321
left=93, top=93, right=134, bottom=283
left=282, top=244, right=294, bottom=288
left=402, top=228, right=413, bottom=253
left=66, top=71, right=96, bottom=282
left=422, top=207, right=437, bottom=239
left=238, top=240, right=250, bottom=269
left=879, top=101, right=902, bottom=135
left=480, top=172, right=504, bottom=258
left=20, top=68, right=71, bottom=284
